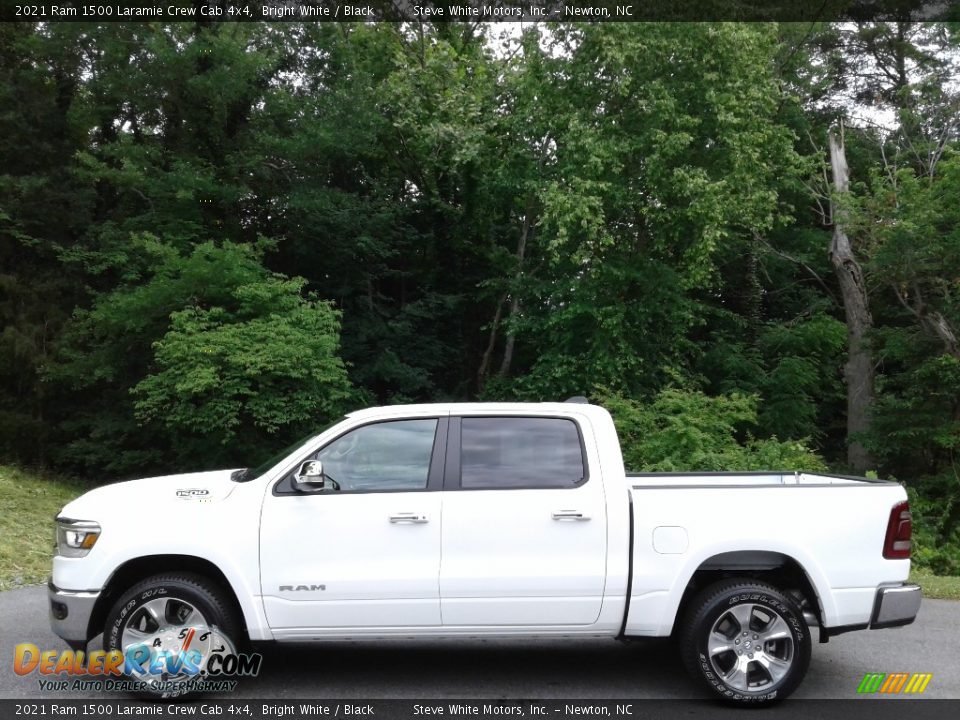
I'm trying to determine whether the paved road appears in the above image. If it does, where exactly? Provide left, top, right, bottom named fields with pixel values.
left=1, top=585, right=957, bottom=700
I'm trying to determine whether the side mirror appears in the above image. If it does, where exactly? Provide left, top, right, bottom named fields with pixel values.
left=294, top=460, right=326, bottom=492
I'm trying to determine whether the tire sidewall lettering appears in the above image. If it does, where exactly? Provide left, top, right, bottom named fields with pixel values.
left=694, top=588, right=807, bottom=702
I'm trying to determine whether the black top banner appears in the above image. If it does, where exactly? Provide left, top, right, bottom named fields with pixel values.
left=2, top=0, right=959, bottom=22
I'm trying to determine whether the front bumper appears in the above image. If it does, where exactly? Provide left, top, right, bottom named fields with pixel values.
left=871, top=583, right=922, bottom=629
left=48, top=579, right=100, bottom=648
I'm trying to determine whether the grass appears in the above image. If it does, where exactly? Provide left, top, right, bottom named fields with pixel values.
left=0, top=465, right=86, bottom=591
left=2, top=463, right=960, bottom=600
left=910, top=568, right=960, bottom=600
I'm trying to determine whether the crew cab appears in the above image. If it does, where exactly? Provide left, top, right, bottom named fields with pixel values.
left=49, top=400, right=921, bottom=703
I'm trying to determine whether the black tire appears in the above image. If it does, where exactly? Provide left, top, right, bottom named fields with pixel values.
left=104, top=573, right=241, bottom=698
left=679, top=579, right=811, bottom=704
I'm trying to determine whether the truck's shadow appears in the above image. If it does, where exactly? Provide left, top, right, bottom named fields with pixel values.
left=234, top=637, right=699, bottom=698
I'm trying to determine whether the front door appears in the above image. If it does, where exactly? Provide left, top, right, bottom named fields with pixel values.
left=260, top=417, right=446, bottom=631
left=439, top=415, right=607, bottom=626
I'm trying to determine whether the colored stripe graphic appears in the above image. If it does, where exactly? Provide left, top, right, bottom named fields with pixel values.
left=857, top=673, right=886, bottom=693
left=904, top=674, right=933, bottom=694
left=857, top=672, right=932, bottom=694
left=881, top=673, right=908, bottom=693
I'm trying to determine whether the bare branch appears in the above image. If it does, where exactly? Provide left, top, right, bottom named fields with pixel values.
left=752, top=231, right=837, bottom=305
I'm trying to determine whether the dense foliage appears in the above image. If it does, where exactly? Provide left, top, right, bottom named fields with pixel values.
left=1, top=21, right=958, bottom=571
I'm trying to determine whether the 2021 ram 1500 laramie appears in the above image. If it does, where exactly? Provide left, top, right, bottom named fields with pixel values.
left=49, top=400, right=921, bottom=703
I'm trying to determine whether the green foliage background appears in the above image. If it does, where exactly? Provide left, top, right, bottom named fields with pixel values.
left=1, top=21, right=959, bottom=572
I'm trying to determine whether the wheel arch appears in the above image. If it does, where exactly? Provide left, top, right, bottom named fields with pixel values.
left=668, top=550, right=827, bottom=636
left=88, top=554, right=254, bottom=645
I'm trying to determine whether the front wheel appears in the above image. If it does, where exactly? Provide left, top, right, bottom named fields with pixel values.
left=104, top=573, right=241, bottom=698
left=679, top=579, right=811, bottom=704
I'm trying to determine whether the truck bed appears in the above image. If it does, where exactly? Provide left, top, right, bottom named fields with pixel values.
left=620, top=471, right=908, bottom=637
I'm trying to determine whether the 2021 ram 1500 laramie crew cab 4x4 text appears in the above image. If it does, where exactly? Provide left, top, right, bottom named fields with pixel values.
left=49, top=399, right=921, bottom=703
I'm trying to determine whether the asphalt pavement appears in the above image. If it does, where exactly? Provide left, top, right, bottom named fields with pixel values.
left=1, top=585, right=957, bottom=700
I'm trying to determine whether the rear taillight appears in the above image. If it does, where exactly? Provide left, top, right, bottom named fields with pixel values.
left=883, top=500, right=912, bottom=560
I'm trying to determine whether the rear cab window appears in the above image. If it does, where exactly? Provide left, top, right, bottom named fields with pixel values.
left=458, top=416, right=587, bottom=489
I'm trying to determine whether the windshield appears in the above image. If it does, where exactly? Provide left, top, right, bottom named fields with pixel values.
left=232, top=419, right=343, bottom=482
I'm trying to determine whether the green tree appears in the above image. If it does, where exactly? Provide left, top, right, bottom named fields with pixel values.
left=0, top=23, right=91, bottom=465
left=598, top=388, right=827, bottom=473
left=489, top=24, right=800, bottom=400
left=46, top=239, right=355, bottom=474
left=133, top=263, right=353, bottom=453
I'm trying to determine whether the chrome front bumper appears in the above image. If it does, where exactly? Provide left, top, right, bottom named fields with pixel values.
left=871, top=583, right=922, bottom=629
left=48, top=579, right=100, bottom=648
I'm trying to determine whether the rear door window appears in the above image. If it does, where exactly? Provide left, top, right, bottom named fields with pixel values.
left=459, top=417, right=586, bottom=489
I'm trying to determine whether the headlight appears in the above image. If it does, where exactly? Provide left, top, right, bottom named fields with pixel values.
left=55, top=518, right=101, bottom=558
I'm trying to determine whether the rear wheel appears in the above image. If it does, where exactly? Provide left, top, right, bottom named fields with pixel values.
left=679, top=579, right=811, bottom=704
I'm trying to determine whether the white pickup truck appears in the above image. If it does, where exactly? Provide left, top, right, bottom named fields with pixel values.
left=50, top=400, right=921, bottom=703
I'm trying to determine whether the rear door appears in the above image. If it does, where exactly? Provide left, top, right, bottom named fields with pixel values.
left=439, top=415, right=607, bottom=626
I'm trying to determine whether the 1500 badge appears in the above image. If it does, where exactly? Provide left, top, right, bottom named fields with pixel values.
left=176, top=488, right=210, bottom=497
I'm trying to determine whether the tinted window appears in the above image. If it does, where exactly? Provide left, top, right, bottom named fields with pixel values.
left=460, top=417, right=585, bottom=489
left=315, top=418, right=438, bottom=492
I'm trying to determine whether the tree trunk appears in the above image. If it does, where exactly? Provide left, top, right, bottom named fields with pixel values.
left=922, top=310, right=960, bottom=359
left=744, top=246, right=763, bottom=342
left=497, top=294, right=520, bottom=378
left=476, top=292, right=507, bottom=392
left=891, top=283, right=960, bottom=360
left=497, top=201, right=534, bottom=379
left=829, top=123, right=876, bottom=473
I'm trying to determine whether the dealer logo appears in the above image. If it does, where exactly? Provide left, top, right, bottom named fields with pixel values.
left=857, top=672, right=933, bottom=694
left=14, top=625, right=262, bottom=697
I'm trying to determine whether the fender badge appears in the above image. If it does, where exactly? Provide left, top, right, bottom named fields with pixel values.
left=176, top=488, right=210, bottom=498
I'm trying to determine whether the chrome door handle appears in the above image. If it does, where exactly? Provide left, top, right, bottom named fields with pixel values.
left=389, top=512, right=429, bottom=524
left=552, top=510, right=590, bottom=521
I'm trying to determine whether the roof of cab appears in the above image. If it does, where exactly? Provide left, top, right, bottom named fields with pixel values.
left=345, top=401, right=602, bottom=421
